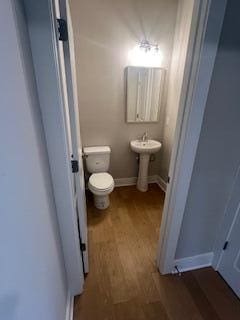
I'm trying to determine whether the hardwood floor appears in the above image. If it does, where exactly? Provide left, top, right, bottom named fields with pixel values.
left=74, top=184, right=240, bottom=320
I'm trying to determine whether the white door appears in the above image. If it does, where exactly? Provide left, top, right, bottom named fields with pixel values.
left=218, top=205, right=240, bottom=297
left=53, top=0, right=89, bottom=273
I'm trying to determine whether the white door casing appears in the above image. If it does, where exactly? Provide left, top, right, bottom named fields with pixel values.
left=50, top=0, right=227, bottom=284
left=66, top=0, right=89, bottom=272
left=218, top=205, right=240, bottom=297
left=157, top=0, right=227, bottom=274
left=213, top=164, right=240, bottom=297
left=24, top=0, right=84, bottom=294
left=52, top=0, right=89, bottom=273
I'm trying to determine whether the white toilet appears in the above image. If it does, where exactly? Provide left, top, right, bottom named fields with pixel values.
left=83, top=146, right=114, bottom=210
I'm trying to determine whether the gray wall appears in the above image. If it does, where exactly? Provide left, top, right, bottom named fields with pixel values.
left=69, top=0, right=178, bottom=179
left=0, top=1, right=67, bottom=319
left=176, top=0, right=240, bottom=259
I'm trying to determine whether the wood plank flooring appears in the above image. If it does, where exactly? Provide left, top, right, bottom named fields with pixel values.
left=74, top=184, right=240, bottom=320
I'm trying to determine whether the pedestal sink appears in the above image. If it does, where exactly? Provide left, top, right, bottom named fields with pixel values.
left=130, top=139, right=162, bottom=192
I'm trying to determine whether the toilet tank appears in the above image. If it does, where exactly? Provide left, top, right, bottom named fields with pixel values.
left=83, top=146, right=111, bottom=173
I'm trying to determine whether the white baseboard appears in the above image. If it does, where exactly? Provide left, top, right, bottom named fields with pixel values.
left=174, top=252, right=214, bottom=273
left=114, top=175, right=167, bottom=192
left=148, top=175, right=158, bottom=184
left=114, top=176, right=137, bottom=187
left=65, top=293, right=74, bottom=320
left=156, top=176, right=167, bottom=192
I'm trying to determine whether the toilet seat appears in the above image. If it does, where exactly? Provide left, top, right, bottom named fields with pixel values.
left=88, top=172, right=114, bottom=195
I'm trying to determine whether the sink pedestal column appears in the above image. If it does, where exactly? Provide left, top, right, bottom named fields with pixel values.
left=137, top=153, right=150, bottom=192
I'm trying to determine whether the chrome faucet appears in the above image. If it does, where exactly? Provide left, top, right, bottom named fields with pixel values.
left=142, top=132, right=148, bottom=142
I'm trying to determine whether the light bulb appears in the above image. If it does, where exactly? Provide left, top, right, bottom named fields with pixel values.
left=128, top=44, right=163, bottom=67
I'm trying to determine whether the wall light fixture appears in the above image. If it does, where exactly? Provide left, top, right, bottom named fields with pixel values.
left=128, top=40, right=163, bottom=67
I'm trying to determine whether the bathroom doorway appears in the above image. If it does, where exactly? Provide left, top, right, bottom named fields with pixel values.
left=48, top=0, right=226, bottom=309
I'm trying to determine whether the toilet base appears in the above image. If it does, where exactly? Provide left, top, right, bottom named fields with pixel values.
left=93, top=194, right=110, bottom=210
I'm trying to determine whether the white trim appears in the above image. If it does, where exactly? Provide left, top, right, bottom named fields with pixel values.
left=114, top=175, right=167, bottom=192
left=65, top=293, right=74, bottom=320
left=156, top=176, right=167, bottom=192
left=174, top=252, right=213, bottom=273
left=114, top=177, right=137, bottom=187
left=25, top=0, right=84, bottom=295
left=49, top=0, right=84, bottom=294
left=157, top=0, right=227, bottom=275
left=215, top=202, right=240, bottom=271
left=65, top=0, right=89, bottom=274
left=148, top=175, right=159, bottom=184
left=212, top=165, right=240, bottom=269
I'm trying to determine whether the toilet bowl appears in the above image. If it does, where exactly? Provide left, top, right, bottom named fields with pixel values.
left=88, top=172, right=114, bottom=209
left=83, top=146, right=114, bottom=210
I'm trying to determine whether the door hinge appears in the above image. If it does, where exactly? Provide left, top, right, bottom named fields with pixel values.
left=80, top=243, right=86, bottom=252
left=167, top=176, right=170, bottom=183
left=71, top=160, right=79, bottom=173
left=57, top=18, right=68, bottom=41
left=223, top=241, right=229, bottom=251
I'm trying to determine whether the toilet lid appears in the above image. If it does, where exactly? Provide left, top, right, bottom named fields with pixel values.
left=89, top=173, right=114, bottom=191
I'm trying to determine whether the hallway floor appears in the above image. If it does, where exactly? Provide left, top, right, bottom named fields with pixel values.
left=74, top=184, right=240, bottom=320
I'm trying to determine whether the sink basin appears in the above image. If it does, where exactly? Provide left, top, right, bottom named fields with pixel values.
left=130, top=139, right=162, bottom=192
left=130, top=139, right=162, bottom=154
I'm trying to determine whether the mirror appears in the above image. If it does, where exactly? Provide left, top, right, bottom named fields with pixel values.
left=126, top=66, right=165, bottom=123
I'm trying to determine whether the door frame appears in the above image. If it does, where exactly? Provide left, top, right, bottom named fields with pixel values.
left=35, top=0, right=227, bottom=293
left=46, top=0, right=227, bottom=280
left=23, top=0, right=85, bottom=295
left=157, top=0, right=227, bottom=274
left=212, top=165, right=240, bottom=270
left=50, top=0, right=88, bottom=288
left=65, top=0, right=89, bottom=273
left=53, top=0, right=89, bottom=273
left=49, top=0, right=227, bottom=278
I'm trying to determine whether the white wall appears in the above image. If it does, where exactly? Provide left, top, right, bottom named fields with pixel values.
left=0, top=1, right=68, bottom=319
left=69, top=0, right=178, bottom=179
left=176, top=0, right=240, bottom=259
left=159, top=0, right=194, bottom=182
